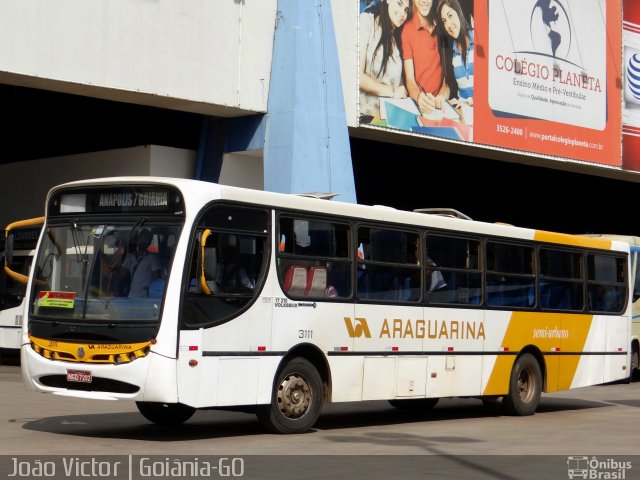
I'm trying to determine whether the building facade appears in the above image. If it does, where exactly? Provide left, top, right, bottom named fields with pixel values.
left=0, top=0, right=637, bottom=233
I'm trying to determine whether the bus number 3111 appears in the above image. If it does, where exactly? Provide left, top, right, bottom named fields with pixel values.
left=298, top=330, right=313, bottom=339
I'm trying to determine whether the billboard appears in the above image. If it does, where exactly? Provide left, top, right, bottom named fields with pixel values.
left=358, top=0, right=622, bottom=166
left=623, top=0, right=640, bottom=171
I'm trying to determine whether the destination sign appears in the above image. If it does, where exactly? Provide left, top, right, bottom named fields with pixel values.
left=98, top=191, right=168, bottom=208
left=49, top=186, right=183, bottom=216
left=10, top=227, right=41, bottom=250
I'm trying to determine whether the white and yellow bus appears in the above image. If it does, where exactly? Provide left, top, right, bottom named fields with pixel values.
left=20, top=177, right=631, bottom=433
left=1, top=217, right=43, bottom=355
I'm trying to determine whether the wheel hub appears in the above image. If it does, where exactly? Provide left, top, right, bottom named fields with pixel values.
left=518, top=369, right=534, bottom=403
left=277, top=374, right=312, bottom=419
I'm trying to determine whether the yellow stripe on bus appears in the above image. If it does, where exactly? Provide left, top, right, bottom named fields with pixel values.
left=483, top=312, right=593, bottom=395
left=534, top=231, right=612, bottom=250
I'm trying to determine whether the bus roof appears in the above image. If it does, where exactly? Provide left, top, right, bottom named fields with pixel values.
left=49, top=177, right=619, bottom=252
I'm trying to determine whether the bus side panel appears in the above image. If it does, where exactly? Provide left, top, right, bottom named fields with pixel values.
left=180, top=355, right=281, bottom=408
left=422, top=307, right=485, bottom=399
left=329, top=357, right=364, bottom=401
left=396, top=357, right=428, bottom=397
left=362, top=356, right=397, bottom=400
left=353, top=304, right=421, bottom=400
left=481, top=311, right=600, bottom=395
left=563, top=315, right=605, bottom=389
left=603, top=313, right=631, bottom=384
left=178, top=300, right=276, bottom=408
left=177, top=329, right=204, bottom=407
left=0, top=305, right=25, bottom=350
left=142, top=353, right=179, bottom=402
left=481, top=310, right=516, bottom=396
left=272, top=299, right=355, bottom=401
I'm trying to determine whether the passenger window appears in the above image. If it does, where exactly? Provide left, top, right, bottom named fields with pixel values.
left=587, top=254, right=626, bottom=313
left=486, top=242, right=535, bottom=308
left=277, top=217, right=351, bottom=299
left=539, top=248, right=584, bottom=311
left=356, top=227, right=420, bottom=302
left=182, top=205, right=268, bottom=327
left=425, top=234, right=481, bottom=305
left=633, top=252, right=640, bottom=302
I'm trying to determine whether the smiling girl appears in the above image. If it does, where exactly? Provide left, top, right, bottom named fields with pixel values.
left=437, top=0, right=474, bottom=104
left=359, top=0, right=411, bottom=119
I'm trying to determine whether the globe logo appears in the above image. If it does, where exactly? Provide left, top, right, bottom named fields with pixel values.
left=627, top=54, right=640, bottom=100
left=529, top=0, right=572, bottom=59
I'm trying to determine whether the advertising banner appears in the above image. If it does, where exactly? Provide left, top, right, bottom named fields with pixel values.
left=623, top=0, right=640, bottom=171
left=358, top=0, right=622, bottom=166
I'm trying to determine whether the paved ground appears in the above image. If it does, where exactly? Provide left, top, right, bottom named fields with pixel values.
left=0, top=355, right=638, bottom=479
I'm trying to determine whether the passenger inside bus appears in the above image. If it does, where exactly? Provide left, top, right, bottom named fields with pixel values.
left=101, top=232, right=131, bottom=297
left=425, top=256, right=447, bottom=292
left=121, top=229, right=163, bottom=298
left=216, top=245, right=254, bottom=292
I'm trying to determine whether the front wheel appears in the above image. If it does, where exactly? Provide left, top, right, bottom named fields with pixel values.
left=256, top=357, right=324, bottom=434
left=136, top=401, right=196, bottom=425
left=502, top=353, right=542, bottom=416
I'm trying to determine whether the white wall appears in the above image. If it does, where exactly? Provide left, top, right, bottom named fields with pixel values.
left=0, top=145, right=195, bottom=227
left=0, top=0, right=355, bottom=122
left=219, top=151, right=264, bottom=190
left=0, top=0, right=277, bottom=116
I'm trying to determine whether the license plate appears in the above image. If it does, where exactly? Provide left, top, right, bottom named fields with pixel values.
left=66, top=369, right=92, bottom=383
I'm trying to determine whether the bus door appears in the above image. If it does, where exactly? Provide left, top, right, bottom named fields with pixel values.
left=178, top=205, right=271, bottom=408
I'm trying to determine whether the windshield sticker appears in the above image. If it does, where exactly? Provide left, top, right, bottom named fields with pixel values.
left=38, top=291, right=75, bottom=308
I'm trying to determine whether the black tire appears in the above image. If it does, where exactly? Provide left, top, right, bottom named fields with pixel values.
left=136, top=401, right=196, bottom=425
left=502, top=353, right=542, bottom=416
left=388, top=398, right=439, bottom=410
left=256, top=357, right=324, bottom=434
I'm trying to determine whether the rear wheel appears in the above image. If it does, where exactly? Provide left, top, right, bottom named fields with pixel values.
left=502, top=353, right=542, bottom=416
left=632, top=342, right=639, bottom=379
left=388, top=398, right=439, bottom=410
left=256, top=357, right=323, bottom=434
left=136, top=401, right=196, bottom=425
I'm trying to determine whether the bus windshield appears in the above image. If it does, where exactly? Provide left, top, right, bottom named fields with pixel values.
left=30, top=221, right=181, bottom=322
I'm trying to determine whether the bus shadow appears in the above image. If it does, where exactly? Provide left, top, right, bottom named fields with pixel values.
left=20, top=396, right=610, bottom=441
left=315, top=396, right=609, bottom=431
left=21, top=410, right=266, bottom=441
left=0, top=351, right=20, bottom=366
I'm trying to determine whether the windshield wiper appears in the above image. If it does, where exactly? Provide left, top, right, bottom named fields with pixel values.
left=70, top=219, right=89, bottom=265
left=122, top=218, right=147, bottom=249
